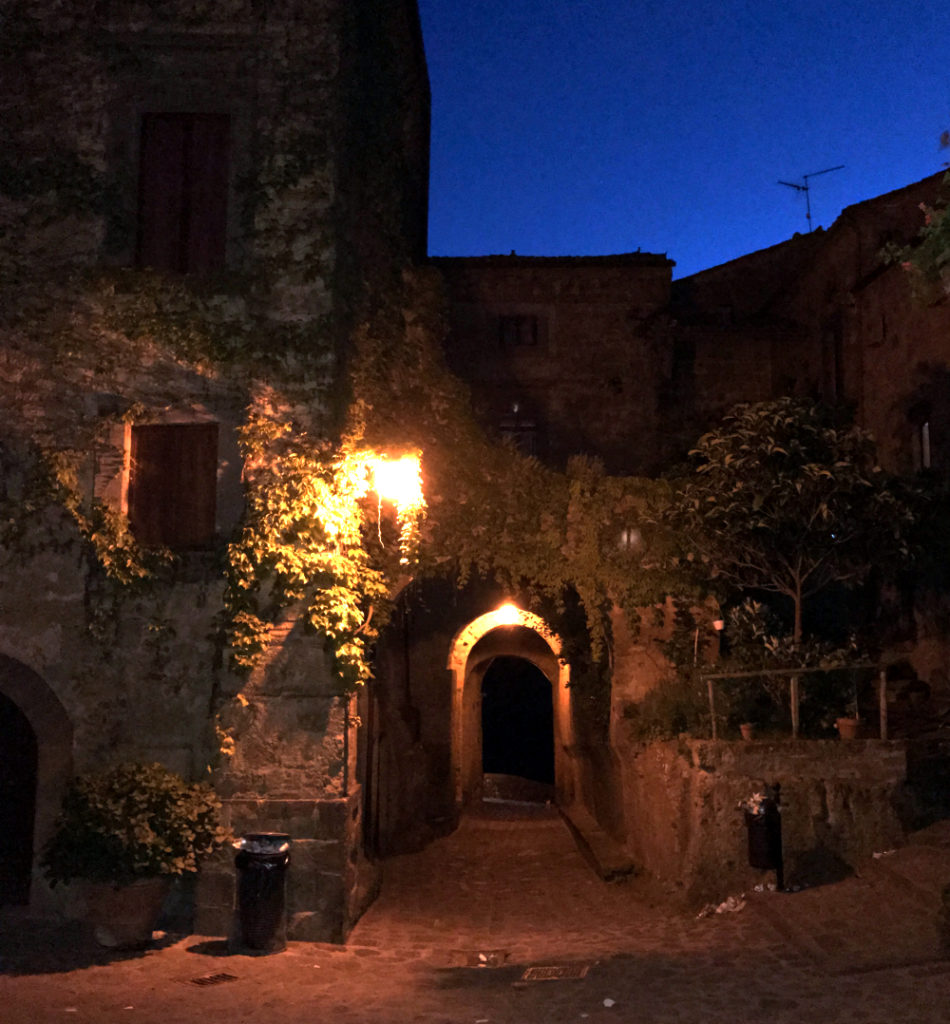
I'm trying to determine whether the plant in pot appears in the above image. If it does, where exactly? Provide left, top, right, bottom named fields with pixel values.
left=42, top=762, right=230, bottom=947
left=834, top=671, right=863, bottom=740
left=726, top=678, right=772, bottom=742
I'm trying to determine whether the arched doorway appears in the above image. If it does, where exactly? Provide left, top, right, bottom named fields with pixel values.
left=481, top=656, right=554, bottom=788
left=447, top=604, right=575, bottom=808
left=0, top=690, right=38, bottom=905
left=0, top=654, right=73, bottom=910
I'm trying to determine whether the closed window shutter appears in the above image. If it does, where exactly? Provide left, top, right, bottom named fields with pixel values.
left=185, top=114, right=230, bottom=272
left=137, top=113, right=230, bottom=273
left=128, top=423, right=218, bottom=549
left=137, top=114, right=188, bottom=272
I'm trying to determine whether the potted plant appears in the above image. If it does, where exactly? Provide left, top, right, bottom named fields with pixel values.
left=42, top=762, right=230, bottom=947
left=835, top=672, right=862, bottom=740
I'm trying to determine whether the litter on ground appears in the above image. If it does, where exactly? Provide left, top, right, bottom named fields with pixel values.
left=696, top=894, right=746, bottom=918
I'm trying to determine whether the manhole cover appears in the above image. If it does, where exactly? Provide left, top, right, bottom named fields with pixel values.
left=190, top=973, right=239, bottom=987
left=521, top=963, right=590, bottom=982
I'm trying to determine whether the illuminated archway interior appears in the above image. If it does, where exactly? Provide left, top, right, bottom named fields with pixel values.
left=447, top=604, right=574, bottom=806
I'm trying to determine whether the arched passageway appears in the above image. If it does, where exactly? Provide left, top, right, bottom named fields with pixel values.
left=481, top=656, right=554, bottom=785
left=448, top=604, right=575, bottom=808
left=0, top=690, right=38, bottom=905
left=0, top=654, right=73, bottom=910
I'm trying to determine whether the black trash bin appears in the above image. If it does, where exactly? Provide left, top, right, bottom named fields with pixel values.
left=233, top=832, right=291, bottom=953
left=744, top=785, right=784, bottom=890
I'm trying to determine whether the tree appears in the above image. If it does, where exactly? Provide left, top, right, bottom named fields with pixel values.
left=665, top=398, right=917, bottom=645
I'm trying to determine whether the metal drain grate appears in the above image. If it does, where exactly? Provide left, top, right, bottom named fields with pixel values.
left=190, top=973, right=239, bottom=987
left=521, top=963, right=590, bottom=982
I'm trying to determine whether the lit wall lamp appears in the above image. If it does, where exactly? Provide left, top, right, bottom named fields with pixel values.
left=370, top=454, right=424, bottom=510
left=694, top=617, right=725, bottom=665
left=493, top=602, right=522, bottom=626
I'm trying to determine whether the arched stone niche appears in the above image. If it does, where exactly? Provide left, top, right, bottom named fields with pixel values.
left=446, top=605, right=574, bottom=807
left=0, top=654, right=73, bottom=908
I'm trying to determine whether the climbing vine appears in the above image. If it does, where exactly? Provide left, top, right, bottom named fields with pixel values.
left=0, top=0, right=682, bottom=756
left=224, top=407, right=425, bottom=689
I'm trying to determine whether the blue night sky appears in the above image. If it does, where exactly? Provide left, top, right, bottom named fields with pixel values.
left=417, top=0, right=950, bottom=279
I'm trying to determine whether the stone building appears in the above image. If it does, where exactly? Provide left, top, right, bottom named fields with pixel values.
left=438, top=173, right=950, bottom=484
left=3, top=0, right=949, bottom=934
left=0, top=0, right=429, bottom=939
left=670, top=172, right=950, bottom=476
left=434, top=253, right=675, bottom=473
left=407, top=173, right=950, bottom=896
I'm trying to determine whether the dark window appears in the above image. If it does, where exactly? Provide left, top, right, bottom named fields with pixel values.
left=137, top=113, right=230, bottom=273
left=499, top=401, right=541, bottom=457
left=914, top=422, right=933, bottom=472
left=128, top=423, right=218, bottom=548
left=909, top=401, right=933, bottom=472
left=499, top=315, right=539, bottom=348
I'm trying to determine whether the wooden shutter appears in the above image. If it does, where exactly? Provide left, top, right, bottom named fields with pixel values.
left=185, top=114, right=230, bottom=272
left=138, top=114, right=188, bottom=272
left=128, top=423, right=218, bottom=549
left=137, top=113, right=230, bottom=273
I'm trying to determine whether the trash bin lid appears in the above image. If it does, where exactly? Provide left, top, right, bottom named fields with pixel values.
left=233, top=832, right=291, bottom=854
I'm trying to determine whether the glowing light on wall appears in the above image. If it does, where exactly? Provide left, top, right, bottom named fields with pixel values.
left=371, top=454, right=424, bottom=512
left=493, top=602, right=522, bottom=625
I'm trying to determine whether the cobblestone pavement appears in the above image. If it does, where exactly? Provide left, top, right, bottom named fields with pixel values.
left=3, top=805, right=950, bottom=1024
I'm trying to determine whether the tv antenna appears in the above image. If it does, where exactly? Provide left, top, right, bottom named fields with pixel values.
left=778, top=164, right=844, bottom=232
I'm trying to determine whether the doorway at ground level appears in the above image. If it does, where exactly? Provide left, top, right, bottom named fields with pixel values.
left=481, top=656, right=554, bottom=786
left=0, top=690, right=38, bottom=905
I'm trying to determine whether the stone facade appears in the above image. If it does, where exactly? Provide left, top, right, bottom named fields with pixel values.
left=671, top=173, right=950, bottom=476
left=437, top=175, right=949, bottom=484
left=0, top=0, right=429, bottom=940
left=434, top=254, right=675, bottom=474
left=3, top=0, right=948, bottom=937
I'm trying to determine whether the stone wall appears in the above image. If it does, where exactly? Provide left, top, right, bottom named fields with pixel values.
left=668, top=173, right=950, bottom=471
left=435, top=255, right=675, bottom=474
left=195, top=787, right=378, bottom=943
left=612, top=736, right=907, bottom=902
left=0, top=0, right=430, bottom=938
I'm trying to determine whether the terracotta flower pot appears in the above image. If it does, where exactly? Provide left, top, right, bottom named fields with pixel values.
left=73, top=877, right=170, bottom=947
left=740, top=722, right=756, bottom=741
left=835, top=716, right=860, bottom=740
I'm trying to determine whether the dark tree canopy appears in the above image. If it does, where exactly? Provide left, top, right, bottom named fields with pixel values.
left=667, top=398, right=917, bottom=643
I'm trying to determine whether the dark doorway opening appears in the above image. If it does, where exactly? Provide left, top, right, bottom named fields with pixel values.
left=0, top=690, right=38, bottom=905
left=481, top=657, right=554, bottom=785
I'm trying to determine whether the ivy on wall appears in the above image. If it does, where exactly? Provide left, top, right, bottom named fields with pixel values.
left=225, top=409, right=425, bottom=690
left=0, top=0, right=686, bottom=757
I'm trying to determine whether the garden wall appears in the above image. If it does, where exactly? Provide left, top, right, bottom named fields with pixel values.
left=615, top=737, right=907, bottom=902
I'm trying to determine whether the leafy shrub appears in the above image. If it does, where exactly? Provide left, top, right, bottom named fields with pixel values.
left=42, top=762, right=230, bottom=887
left=623, top=672, right=712, bottom=740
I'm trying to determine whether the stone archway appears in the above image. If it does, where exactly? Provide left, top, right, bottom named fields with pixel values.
left=0, top=690, right=37, bottom=905
left=447, top=604, right=574, bottom=807
left=0, top=654, right=73, bottom=909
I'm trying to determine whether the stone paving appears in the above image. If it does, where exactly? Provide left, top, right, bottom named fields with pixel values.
left=3, top=803, right=950, bottom=1023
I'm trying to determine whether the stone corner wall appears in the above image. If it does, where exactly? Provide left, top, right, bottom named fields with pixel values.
left=612, top=737, right=908, bottom=903
left=194, top=784, right=378, bottom=943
